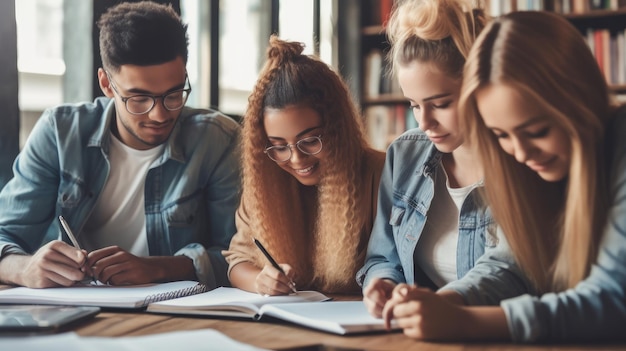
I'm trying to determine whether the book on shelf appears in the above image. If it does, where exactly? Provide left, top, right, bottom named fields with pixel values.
left=0, top=280, right=206, bottom=309
left=364, top=104, right=413, bottom=151
left=146, top=287, right=397, bottom=335
left=365, top=0, right=395, bottom=27
left=586, top=27, right=626, bottom=86
left=364, top=105, right=391, bottom=151
left=363, top=49, right=383, bottom=99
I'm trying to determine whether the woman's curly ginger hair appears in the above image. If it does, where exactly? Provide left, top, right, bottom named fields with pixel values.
left=240, top=35, right=372, bottom=292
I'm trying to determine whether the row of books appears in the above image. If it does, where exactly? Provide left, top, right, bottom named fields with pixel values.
left=554, top=0, right=626, bottom=14
left=586, top=28, right=626, bottom=85
left=364, top=104, right=416, bottom=151
left=489, top=0, right=624, bottom=15
left=490, top=0, right=544, bottom=15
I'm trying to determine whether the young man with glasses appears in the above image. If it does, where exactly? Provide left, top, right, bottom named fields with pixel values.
left=0, top=2, right=240, bottom=289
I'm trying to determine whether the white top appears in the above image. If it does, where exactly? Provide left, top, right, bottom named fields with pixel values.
left=81, top=133, right=164, bottom=256
left=415, top=167, right=478, bottom=287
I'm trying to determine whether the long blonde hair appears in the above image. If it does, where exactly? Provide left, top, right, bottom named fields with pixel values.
left=387, top=0, right=489, bottom=78
left=459, top=11, right=611, bottom=292
left=241, top=36, right=372, bottom=292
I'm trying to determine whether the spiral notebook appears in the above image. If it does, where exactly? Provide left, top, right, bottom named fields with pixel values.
left=0, top=281, right=206, bottom=309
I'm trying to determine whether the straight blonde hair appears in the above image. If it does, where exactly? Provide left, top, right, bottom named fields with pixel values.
left=459, top=11, right=612, bottom=292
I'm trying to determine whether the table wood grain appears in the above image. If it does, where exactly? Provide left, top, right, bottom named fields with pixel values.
left=72, top=311, right=626, bottom=351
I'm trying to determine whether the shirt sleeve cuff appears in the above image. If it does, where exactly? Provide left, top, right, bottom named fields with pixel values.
left=0, top=244, right=27, bottom=260
left=175, top=243, right=215, bottom=288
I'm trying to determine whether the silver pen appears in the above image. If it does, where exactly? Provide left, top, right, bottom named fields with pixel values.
left=58, top=215, right=95, bottom=283
left=58, top=215, right=81, bottom=249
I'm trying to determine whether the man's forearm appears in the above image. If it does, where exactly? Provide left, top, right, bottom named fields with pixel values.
left=0, top=254, right=29, bottom=286
left=148, top=255, right=197, bottom=282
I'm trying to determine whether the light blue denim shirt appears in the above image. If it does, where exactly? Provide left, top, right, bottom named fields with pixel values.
left=0, top=97, right=241, bottom=289
left=356, top=129, right=496, bottom=290
left=442, top=106, right=626, bottom=342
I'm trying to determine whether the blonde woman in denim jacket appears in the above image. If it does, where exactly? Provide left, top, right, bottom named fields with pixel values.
left=356, top=0, right=502, bottom=317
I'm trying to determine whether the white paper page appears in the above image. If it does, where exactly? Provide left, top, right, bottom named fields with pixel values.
left=0, top=281, right=201, bottom=308
left=0, top=332, right=86, bottom=351
left=0, top=330, right=269, bottom=351
left=150, top=287, right=329, bottom=310
left=258, top=301, right=398, bottom=335
left=86, top=329, right=269, bottom=351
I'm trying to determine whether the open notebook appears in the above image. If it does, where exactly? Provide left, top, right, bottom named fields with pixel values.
left=147, top=287, right=398, bottom=335
left=257, top=301, right=399, bottom=335
left=0, top=281, right=206, bottom=309
left=146, top=287, right=331, bottom=318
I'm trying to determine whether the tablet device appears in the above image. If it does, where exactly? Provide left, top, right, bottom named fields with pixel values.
left=0, top=305, right=100, bottom=334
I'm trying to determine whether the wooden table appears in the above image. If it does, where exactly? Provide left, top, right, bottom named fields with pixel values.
left=72, top=311, right=626, bottom=351
left=1, top=284, right=623, bottom=351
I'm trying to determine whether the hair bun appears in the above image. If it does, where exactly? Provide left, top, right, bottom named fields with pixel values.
left=267, top=34, right=305, bottom=64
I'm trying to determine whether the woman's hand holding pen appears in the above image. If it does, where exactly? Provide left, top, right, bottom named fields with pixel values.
left=255, top=263, right=297, bottom=296
left=363, top=277, right=397, bottom=318
left=253, top=238, right=297, bottom=295
left=381, top=283, right=467, bottom=340
left=5, top=240, right=89, bottom=288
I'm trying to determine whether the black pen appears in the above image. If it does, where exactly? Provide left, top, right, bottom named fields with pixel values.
left=253, top=238, right=297, bottom=293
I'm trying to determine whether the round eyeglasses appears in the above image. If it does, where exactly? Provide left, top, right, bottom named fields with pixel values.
left=106, top=72, right=192, bottom=115
left=264, top=135, right=323, bottom=163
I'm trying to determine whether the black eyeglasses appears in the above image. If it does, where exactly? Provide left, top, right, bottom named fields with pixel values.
left=264, top=135, right=323, bottom=163
left=106, top=71, right=192, bottom=115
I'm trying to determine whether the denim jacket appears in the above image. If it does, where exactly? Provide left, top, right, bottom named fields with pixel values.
left=0, top=97, right=241, bottom=288
left=357, top=129, right=496, bottom=289
left=442, top=106, right=626, bottom=342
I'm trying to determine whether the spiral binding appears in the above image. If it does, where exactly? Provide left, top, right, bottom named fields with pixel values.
left=143, top=283, right=207, bottom=306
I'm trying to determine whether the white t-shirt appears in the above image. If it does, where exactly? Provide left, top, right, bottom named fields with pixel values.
left=81, top=133, right=164, bottom=256
left=414, top=166, right=478, bottom=287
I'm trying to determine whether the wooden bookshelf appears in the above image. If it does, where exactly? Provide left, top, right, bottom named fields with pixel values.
left=359, top=0, right=409, bottom=151
left=340, top=1, right=626, bottom=149
left=488, top=3, right=626, bottom=94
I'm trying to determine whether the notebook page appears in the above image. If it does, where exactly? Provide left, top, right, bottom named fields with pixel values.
left=0, top=281, right=203, bottom=308
left=0, top=329, right=269, bottom=351
left=257, top=301, right=398, bottom=335
left=146, top=287, right=330, bottom=317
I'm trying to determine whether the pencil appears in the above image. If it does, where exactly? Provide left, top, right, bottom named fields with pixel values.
left=253, top=238, right=297, bottom=293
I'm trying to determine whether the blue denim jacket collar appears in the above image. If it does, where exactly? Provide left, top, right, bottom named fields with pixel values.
left=422, top=145, right=442, bottom=179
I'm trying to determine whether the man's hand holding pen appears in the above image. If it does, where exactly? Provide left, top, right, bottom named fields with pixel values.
left=0, top=240, right=92, bottom=288
left=59, top=215, right=97, bottom=284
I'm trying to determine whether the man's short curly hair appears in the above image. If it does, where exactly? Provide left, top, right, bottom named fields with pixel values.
left=98, top=1, right=188, bottom=72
